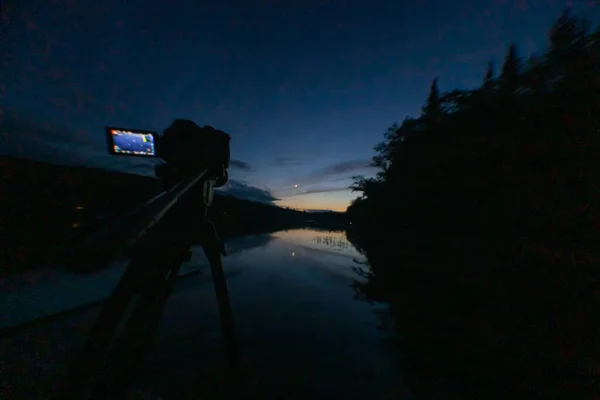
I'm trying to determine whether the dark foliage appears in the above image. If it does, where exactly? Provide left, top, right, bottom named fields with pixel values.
left=347, top=10, right=600, bottom=399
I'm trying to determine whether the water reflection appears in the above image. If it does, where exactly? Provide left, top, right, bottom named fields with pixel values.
left=313, top=234, right=351, bottom=250
left=1, top=228, right=408, bottom=399
left=223, top=233, right=274, bottom=256
left=136, top=228, right=404, bottom=399
left=271, top=228, right=366, bottom=261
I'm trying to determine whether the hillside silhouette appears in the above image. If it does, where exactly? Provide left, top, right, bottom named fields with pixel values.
left=347, top=10, right=599, bottom=399
left=0, top=155, right=344, bottom=273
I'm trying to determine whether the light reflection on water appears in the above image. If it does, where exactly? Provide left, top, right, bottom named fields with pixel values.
left=271, top=228, right=364, bottom=259
left=1, top=228, right=408, bottom=399
left=138, top=228, right=403, bottom=399
left=220, top=228, right=369, bottom=286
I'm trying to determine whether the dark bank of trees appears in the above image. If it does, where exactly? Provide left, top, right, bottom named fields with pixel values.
left=209, top=195, right=346, bottom=237
left=347, top=11, right=599, bottom=399
left=0, top=156, right=163, bottom=272
left=0, top=155, right=341, bottom=273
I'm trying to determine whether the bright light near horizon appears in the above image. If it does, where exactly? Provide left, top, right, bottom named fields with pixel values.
left=294, top=184, right=299, bottom=188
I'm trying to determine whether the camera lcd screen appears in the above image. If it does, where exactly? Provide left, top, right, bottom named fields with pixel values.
left=107, top=127, right=158, bottom=157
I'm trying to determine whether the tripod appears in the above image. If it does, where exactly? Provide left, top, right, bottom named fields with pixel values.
left=54, top=169, right=238, bottom=400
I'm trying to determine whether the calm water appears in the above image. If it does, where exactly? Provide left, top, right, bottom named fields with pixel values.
left=0, top=228, right=410, bottom=399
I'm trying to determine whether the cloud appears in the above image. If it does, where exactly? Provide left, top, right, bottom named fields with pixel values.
left=215, top=179, right=279, bottom=204
left=301, top=159, right=373, bottom=185
left=270, top=159, right=373, bottom=200
left=285, top=186, right=350, bottom=197
left=229, top=159, right=252, bottom=171
left=323, top=160, right=371, bottom=175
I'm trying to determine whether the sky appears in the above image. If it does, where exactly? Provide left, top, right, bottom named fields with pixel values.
left=1, top=0, right=597, bottom=211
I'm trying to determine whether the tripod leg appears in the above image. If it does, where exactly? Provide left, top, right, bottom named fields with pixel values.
left=201, top=222, right=238, bottom=370
left=54, top=258, right=148, bottom=400
left=90, top=260, right=183, bottom=399
left=89, top=246, right=190, bottom=399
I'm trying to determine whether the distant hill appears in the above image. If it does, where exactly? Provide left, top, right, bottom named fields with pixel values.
left=0, top=156, right=346, bottom=272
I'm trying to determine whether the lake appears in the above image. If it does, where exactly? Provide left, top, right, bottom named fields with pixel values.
left=0, top=228, right=411, bottom=399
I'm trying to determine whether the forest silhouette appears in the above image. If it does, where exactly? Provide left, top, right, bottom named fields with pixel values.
left=0, top=156, right=345, bottom=273
left=347, top=10, right=599, bottom=399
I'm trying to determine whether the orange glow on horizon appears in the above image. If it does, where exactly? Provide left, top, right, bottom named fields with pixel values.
left=275, top=198, right=348, bottom=212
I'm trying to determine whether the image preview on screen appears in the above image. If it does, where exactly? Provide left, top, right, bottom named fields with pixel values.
left=110, top=129, right=156, bottom=156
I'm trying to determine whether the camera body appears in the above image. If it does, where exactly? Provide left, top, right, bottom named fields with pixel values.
left=158, top=119, right=230, bottom=172
left=106, top=120, right=230, bottom=187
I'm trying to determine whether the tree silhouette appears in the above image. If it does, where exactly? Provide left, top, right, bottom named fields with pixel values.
left=483, top=60, right=494, bottom=88
left=500, top=43, right=520, bottom=93
left=347, top=9, right=600, bottom=399
left=421, top=78, right=441, bottom=121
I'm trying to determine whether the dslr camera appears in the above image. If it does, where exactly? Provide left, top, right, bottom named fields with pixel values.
left=106, top=119, right=230, bottom=187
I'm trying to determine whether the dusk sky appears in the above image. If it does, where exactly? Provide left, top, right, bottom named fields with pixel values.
left=1, top=0, right=596, bottom=211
